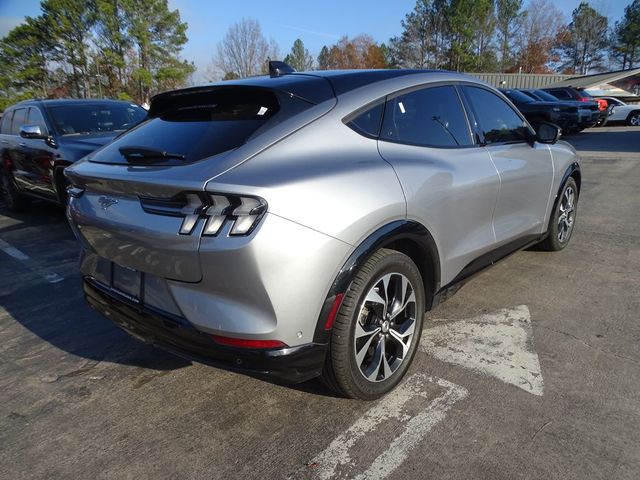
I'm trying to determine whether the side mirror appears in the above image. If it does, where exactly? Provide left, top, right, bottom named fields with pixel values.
left=535, top=122, right=560, bottom=144
left=19, top=124, right=47, bottom=140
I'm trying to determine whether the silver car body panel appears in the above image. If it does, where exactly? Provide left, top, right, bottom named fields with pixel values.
left=67, top=70, right=581, bottom=348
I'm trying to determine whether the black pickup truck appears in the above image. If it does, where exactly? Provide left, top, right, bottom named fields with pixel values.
left=0, top=99, right=146, bottom=211
left=500, top=89, right=579, bottom=133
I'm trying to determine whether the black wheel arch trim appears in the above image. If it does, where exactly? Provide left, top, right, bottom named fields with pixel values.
left=313, top=220, right=440, bottom=343
left=548, top=162, right=580, bottom=232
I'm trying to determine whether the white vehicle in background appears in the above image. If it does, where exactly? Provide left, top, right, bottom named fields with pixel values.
left=598, top=97, right=640, bottom=126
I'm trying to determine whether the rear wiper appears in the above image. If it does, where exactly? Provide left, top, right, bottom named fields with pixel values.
left=119, top=146, right=185, bottom=162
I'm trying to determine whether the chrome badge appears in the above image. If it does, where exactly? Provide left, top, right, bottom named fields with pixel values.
left=98, top=196, right=118, bottom=210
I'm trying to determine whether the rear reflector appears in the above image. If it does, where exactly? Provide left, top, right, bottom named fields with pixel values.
left=324, top=293, right=345, bottom=330
left=211, top=335, right=287, bottom=349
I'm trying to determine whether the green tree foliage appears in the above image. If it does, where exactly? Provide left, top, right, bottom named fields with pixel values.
left=558, top=2, right=609, bottom=74
left=0, top=17, right=52, bottom=110
left=495, top=0, right=523, bottom=72
left=41, top=0, right=96, bottom=98
left=317, top=46, right=331, bottom=70
left=284, top=39, right=314, bottom=71
left=611, top=0, right=640, bottom=69
left=0, top=0, right=193, bottom=105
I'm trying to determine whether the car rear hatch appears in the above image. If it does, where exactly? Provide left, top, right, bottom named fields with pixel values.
left=66, top=77, right=335, bottom=283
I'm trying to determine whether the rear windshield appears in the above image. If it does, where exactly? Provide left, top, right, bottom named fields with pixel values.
left=90, top=88, right=308, bottom=165
left=48, top=103, right=146, bottom=135
left=531, top=90, right=560, bottom=102
left=502, top=90, right=534, bottom=104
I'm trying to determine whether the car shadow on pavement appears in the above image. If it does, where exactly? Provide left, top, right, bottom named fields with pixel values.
left=0, top=203, right=339, bottom=395
left=564, top=127, right=640, bottom=153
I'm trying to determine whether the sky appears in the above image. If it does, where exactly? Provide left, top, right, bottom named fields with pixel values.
left=0, top=0, right=631, bottom=82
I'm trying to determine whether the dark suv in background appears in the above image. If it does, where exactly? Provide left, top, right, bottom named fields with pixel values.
left=543, top=86, right=610, bottom=126
left=0, top=99, right=146, bottom=211
left=500, top=89, right=579, bottom=133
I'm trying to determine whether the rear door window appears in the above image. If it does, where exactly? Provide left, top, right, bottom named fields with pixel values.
left=463, top=86, right=530, bottom=144
left=380, top=85, right=472, bottom=147
left=10, top=108, right=27, bottom=135
left=0, top=111, right=13, bottom=134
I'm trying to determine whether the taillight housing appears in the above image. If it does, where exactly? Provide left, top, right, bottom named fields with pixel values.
left=202, top=193, right=267, bottom=237
left=139, top=191, right=267, bottom=237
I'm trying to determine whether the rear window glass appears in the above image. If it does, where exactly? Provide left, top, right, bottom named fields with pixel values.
left=47, top=103, right=146, bottom=135
left=1, top=111, right=13, bottom=134
left=532, top=90, right=560, bottom=102
left=502, top=90, right=534, bottom=104
left=347, top=102, right=384, bottom=138
left=91, top=89, right=302, bottom=165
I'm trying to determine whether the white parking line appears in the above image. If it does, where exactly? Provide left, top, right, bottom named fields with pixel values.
left=0, top=238, right=30, bottom=261
left=0, top=238, right=65, bottom=284
left=298, top=374, right=468, bottom=480
left=421, top=305, right=544, bottom=396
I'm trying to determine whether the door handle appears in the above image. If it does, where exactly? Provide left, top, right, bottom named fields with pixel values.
left=19, top=142, right=27, bottom=148
left=0, top=140, right=8, bottom=144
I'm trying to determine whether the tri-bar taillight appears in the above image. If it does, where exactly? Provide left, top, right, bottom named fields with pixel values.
left=139, top=192, right=267, bottom=237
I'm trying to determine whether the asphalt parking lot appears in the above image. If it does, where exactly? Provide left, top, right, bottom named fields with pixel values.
left=1, top=126, right=639, bottom=480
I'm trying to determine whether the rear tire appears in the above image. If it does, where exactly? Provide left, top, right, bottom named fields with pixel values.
left=627, top=111, right=640, bottom=126
left=0, top=169, right=30, bottom=212
left=538, top=177, right=578, bottom=251
left=321, top=248, right=426, bottom=400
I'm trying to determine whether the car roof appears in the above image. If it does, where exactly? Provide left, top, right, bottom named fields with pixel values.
left=153, top=69, right=469, bottom=108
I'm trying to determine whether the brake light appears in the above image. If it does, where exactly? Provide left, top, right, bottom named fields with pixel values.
left=211, top=335, right=287, bottom=349
left=140, top=192, right=267, bottom=237
left=202, top=193, right=267, bottom=237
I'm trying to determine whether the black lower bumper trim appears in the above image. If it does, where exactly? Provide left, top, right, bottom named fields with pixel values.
left=83, top=278, right=327, bottom=383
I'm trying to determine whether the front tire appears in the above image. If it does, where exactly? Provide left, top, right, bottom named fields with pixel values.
left=321, top=249, right=426, bottom=400
left=0, top=169, right=30, bottom=212
left=538, top=177, right=578, bottom=251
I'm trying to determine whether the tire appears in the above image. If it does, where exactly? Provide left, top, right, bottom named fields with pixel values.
left=0, top=169, right=30, bottom=212
left=627, top=111, right=640, bottom=127
left=321, top=248, right=426, bottom=400
left=538, top=177, right=578, bottom=251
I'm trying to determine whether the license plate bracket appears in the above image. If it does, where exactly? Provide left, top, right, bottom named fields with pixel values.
left=112, top=263, right=142, bottom=303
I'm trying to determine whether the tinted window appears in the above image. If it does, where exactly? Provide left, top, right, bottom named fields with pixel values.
left=47, top=103, right=146, bottom=135
left=464, top=86, right=529, bottom=144
left=10, top=108, right=27, bottom=135
left=347, top=102, right=383, bottom=137
left=532, top=90, right=560, bottom=102
left=547, top=89, right=571, bottom=100
left=502, top=89, right=534, bottom=104
left=380, top=85, right=472, bottom=147
left=27, top=107, right=48, bottom=135
left=92, top=89, right=293, bottom=165
left=0, top=111, right=13, bottom=134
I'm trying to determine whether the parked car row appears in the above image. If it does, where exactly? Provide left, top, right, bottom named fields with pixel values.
left=501, top=85, right=640, bottom=133
left=0, top=99, right=146, bottom=211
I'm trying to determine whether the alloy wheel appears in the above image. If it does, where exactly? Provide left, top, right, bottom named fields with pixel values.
left=630, top=113, right=640, bottom=126
left=557, top=185, right=576, bottom=243
left=353, top=273, right=417, bottom=382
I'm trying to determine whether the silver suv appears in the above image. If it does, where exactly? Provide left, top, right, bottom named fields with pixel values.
left=66, top=67, right=581, bottom=400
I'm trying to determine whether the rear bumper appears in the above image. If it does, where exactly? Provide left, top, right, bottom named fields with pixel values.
left=83, top=278, right=327, bottom=383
